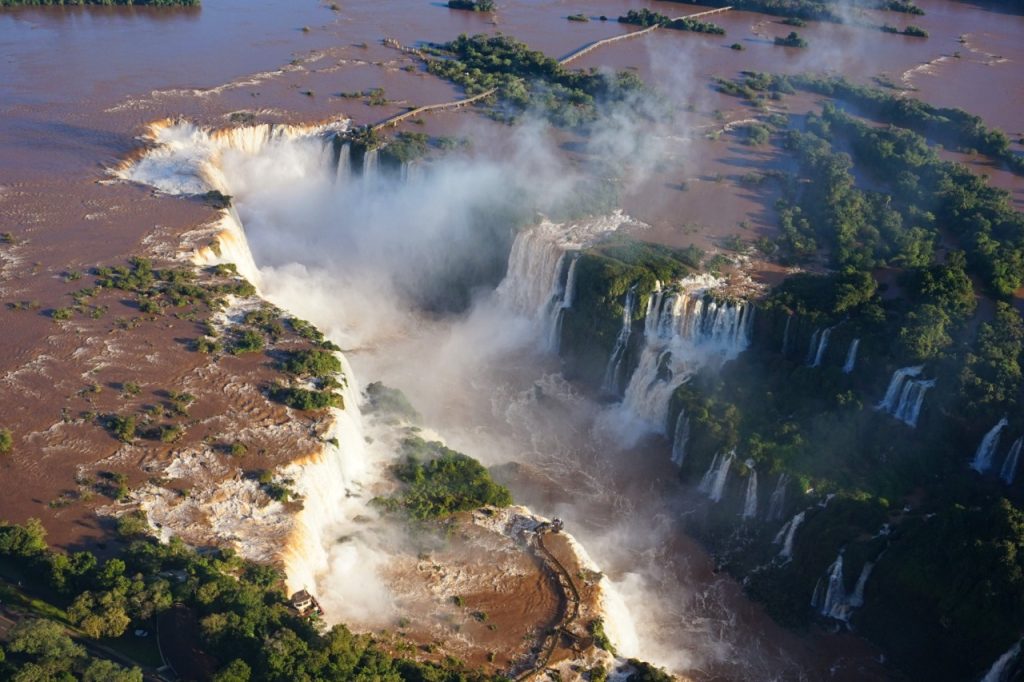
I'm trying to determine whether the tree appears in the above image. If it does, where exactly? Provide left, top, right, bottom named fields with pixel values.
left=897, top=304, right=952, bottom=362
left=959, top=302, right=1024, bottom=415
left=6, top=620, right=82, bottom=661
left=213, top=659, right=252, bottom=682
left=82, top=659, right=143, bottom=682
left=0, top=519, right=48, bottom=558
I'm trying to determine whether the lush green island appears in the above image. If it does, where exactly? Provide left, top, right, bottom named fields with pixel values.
left=618, top=8, right=727, bottom=34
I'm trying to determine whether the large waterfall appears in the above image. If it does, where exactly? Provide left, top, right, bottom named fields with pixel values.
left=496, top=214, right=630, bottom=352
left=601, top=288, right=637, bottom=396
left=741, top=462, right=758, bottom=519
left=842, top=338, right=860, bottom=374
left=698, top=450, right=735, bottom=503
left=980, top=640, right=1022, bottom=682
left=619, top=275, right=753, bottom=432
left=773, top=510, right=805, bottom=560
left=1000, top=437, right=1022, bottom=485
left=971, top=418, right=1009, bottom=473
left=875, top=365, right=934, bottom=427
left=765, top=473, right=789, bottom=522
left=670, top=409, right=690, bottom=467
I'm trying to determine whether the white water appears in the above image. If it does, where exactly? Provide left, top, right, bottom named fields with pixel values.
left=842, top=338, right=860, bottom=374
left=816, top=553, right=846, bottom=620
left=741, top=461, right=758, bottom=519
left=781, top=315, right=792, bottom=355
left=876, top=365, right=933, bottom=427
left=670, top=409, right=690, bottom=467
left=773, top=510, right=805, bottom=560
left=805, top=328, right=820, bottom=365
left=1000, top=436, right=1022, bottom=485
left=601, top=288, right=637, bottom=396
left=765, top=473, right=789, bottom=522
left=616, top=277, right=752, bottom=435
left=698, top=450, right=735, bottom=503
left=847, top=561, right=874, bottom=609
left=810, top=326, right=832, bottom=368
left=980, top=640, right=1022, bottom=682
left=972, top=418, right=1009, bottom=473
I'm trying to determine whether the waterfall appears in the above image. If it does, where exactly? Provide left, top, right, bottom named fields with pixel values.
left=601, top=288, right=637, bottom=396
left=810, top=326, right=832, bottom=368
left=361, top=148, right=379, bottom=183
left=698, top=450, right=734, bottom=503
left=620, top=276, right=753, bottom=431
left=766, top=473, right=789, bottom=522
left=980, top=640, right=1022, bottom=682
left=847, top=561, right=874, bottom=608
left=876, top=365, right=933, bottom=427
left=773, top=510, right=805, bottom=560
left=805, top=328, right=820, bottom=365
left=741, top=461, right=758, bottom=519
left=781, top=315, right=792, bottom=355
left=817, top=553, right=848, bottom=620
left=971, top=418, right=1009, bottom=473
left=842, top=338, right=860, bottom=374
left=1000, top=437, right=1022, bottom=485
left=670, top=409, right=690, bottom=467
left=496, top=215, right=628, bottom=353
left=336, top=142, right=351, bottom=184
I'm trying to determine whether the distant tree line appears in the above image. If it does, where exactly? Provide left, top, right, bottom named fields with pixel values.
left=618, top=8, right=727, bottom=34
left=1, top=0, right=198, bottom=6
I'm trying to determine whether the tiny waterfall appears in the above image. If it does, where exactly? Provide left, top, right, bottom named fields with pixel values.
left=741, top=461, right=758, bottom=519
left=766, top=472, right=789, bottom=522
left=810, top=326, right=832, bottom=368
left=698, top=450, right=735, bottom=503
left=847, top=561, right=874, bottom=609
left=547, top=254, right=580, bottom=353
left=620, top=276, right=753, bottom=431
left=773, top=510, right=805, bottom=560
left=601, top=288, right=637, bottom=395
left=1000, top=437, right=1022, bottom=485
left=972, top=418, right=1009, bottom=473
left=336, top=142, right=352, bottom=184
left=876, top=365, right=934, bottom=427
left=980, top=640, right=1022, bottom=682
left=842, top=338, right=860, bottom=374
left=670, top=409, right=690, bottom=467
left=805, top=328, right=821, bottom=365
left=361, top=148, right=379, bottom=183
left=781, top=315, right=792, bottom=355
left=815, top=553, right=848, bottom=620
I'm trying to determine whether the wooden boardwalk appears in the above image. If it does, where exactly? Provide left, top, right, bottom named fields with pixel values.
left=371, top=6, right=732, bottom=133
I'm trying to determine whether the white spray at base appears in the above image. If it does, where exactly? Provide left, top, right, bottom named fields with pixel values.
left=980, top=640, right=1022, bottom=682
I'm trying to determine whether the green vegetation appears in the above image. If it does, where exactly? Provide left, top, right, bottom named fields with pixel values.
left=0, top=428, right=12, bottom=454
left=426, top=34, right=646, bottom=127
left=661, top=0, right=844, bottom=22
left=587, top=618, right=615, bottom=654
left=363, top=381, right=421, bottom=423
left=380, top=131, right=430, bottom=166
left=268, top=385, right=343, bottom=411
left=567, top=12, right=588, bottom=21
left=877, top=0, right=924, bottom=13
left=781, top=16, right=806, bottom=25
left=774, top=31, right=808, bottom=47
left=374, top=436, right=512, bottom=519
left=446, top=0, right=494, bottom=10
left=618, top=8, right=726, bottom=34
left=104, top=415, right=136, bottom=444
left=882, top=23, right=928, bottom=36
left=625, top=659, right=673, bottom=682
left=0, top=519, right=501, bottom=682
left=280, top=349, right=341, bottom=380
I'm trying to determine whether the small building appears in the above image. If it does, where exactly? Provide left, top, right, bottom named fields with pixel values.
left=291, top=590, right=314, bottom=613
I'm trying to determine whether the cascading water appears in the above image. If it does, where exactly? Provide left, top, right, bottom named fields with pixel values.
left=876, top=365, right=934, bottom=427
left=697, top=450, right=734, bottom=503
left=815, top=552, right=848, bottom=620
left=805, top=328, right=820, bottom=365
left=766, top=473, right=789, bottom=522
left=496, top=215, right=627, bottom=353
left=361, top=147, right=379, bottom=185
left=847, top=561, right=874, bottom=609
left=781, top=315, right=792, bottom=355
left=601, top=288, right=637, bottom=396
left=810, top=326, right=832, bottom=368
left=619, top=276, right=753, bottom=432
left=773, top=510, right=805, bottom=560
left=980, top=640, right=1022, bottom=682
left=971, top=418, right=1009, bottom=473
left=1000, top=436, right=1022, bottom=485
left=336, top=141, right=352, bottom=184
left=842, top=338, right=860, bottom=374
left=741, top=461, right=758, bottom=519
left=670, top=409, right=690, bottom=467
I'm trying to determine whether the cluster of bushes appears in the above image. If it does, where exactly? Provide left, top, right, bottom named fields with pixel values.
left=0, top=518, right=502, bottom=681
left=774, top=30, right=808, bottom=47
left=374, top=436, right=512, bottom=519
left=877, top=0, right=924, bottom=13
left=425, top=33, right=646, bottom=127
left=446, top=0, right=493, bottom=10
left=94, top=257, right=255, bottom=317
left=618, top=8, right=726, bottom=34
left=363, top=381, right=421, bottom=423
left=881, top=23, right=929, bottom=36
left=660, top=0, right=843, bottom=23
left=1, top=0, right=197, bottom=6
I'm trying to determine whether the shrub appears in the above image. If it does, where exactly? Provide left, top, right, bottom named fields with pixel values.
left=0, top=428, right=12, bottom=454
